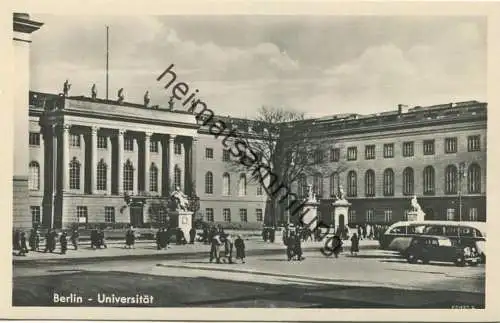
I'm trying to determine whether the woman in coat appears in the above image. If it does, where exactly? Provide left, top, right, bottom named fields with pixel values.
left=350, top=232, right=360, bottom=256
left=234, top=235, right=246, bottom=263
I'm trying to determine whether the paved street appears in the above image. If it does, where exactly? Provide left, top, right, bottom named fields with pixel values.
left=13, top=244, right=484, bottom=308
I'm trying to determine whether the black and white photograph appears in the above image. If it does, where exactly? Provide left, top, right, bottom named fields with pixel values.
left=8, top=4, right=493, bottom=317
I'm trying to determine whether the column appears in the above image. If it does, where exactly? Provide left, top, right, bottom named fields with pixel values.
left=117, top=129, right=125, bottom=194
left=91, top=126, right=98, bottom=194
left=133, top=137, right=138, bottom=195
left=191, top=137, right=198, bottom=196
left=62, top=124, right=70, bottom=191
left=106, top=136, right=112, bottom=195
left=168, top=135, right=176, bottom=192
left=144, top=132, right=152, bottom=193
left=184, top=139, right=190, bottom=194
left=157, top=136, right=163, bottom=196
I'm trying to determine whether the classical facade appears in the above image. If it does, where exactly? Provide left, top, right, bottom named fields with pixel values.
left=25, top=93, right=486, bottom=230
left=289, top=102, right=487, bottom=227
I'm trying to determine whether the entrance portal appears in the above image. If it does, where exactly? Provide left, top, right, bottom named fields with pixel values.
left=129, top=204, right=144, bottom=227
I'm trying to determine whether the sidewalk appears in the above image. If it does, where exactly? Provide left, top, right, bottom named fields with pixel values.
left=12, top=239, right=381, bottom=264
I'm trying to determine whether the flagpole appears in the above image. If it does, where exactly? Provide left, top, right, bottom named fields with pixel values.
left=106, top=25, right=109, bottom=100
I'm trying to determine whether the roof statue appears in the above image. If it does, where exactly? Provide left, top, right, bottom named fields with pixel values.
left=63, top=80, right=71, bottom=97
left=117, top=88, right=125, bottom=104
left=91, top=84, right=97, bottom=100
left=144, top=91, right=150, bottom=107
left=168, top=96, right=175, bottom=111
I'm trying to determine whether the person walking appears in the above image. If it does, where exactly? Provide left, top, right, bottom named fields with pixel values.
left=18, top=232, right=29, bottom=256
left=294, top=230, right=304, bottom=261
left=125, top=227, right=135, bottom=249
left=332, top=234, right=343, bottom=258
left=234, top=235, right=246, bottom=264
left=189, top=227, right=196, bottom=244
left=350, top=232, right=360, bottom=256
left=286, top=231, right=295, bottom=261
left=60, top=231, right=68, bottom=255
left=70, top=229, right=79, bottom=250
left=209, top=231, right=222, bottom=263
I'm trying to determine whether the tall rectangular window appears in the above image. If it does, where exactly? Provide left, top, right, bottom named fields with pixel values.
left=174, top=143, right=182, bottom=155
left=347, top=147, right=357, bottom=161
left=314, top=150, right=324, bottom=164
left=97, top=135, right=107, bottom=149
left=256, top=185, right=263, bottom=196
left=468, top=208, right=478, bottom=221
left=256, top=209, right=263, bottom=222
left=70, top=134, right=81, bottom=147
left=222, top=149, right=231, bottom=162
left=446, top=208, right=456, bottom=221
left=348, top=209, right=356, bottom=223
left=365, top=145, right=375, bottom=160
left=383, top=143, right=394, bottom=158
left=205, top=148, right=214, bottom=159
left=30, top=206, right=41, bottom=224
left=468, top=135, right=481, bottom=152
left=124, top=137, right=134, bottom=151
left=366, top=209, right=374, bottom=222
left=223, top=208, right=231, bottom=222
left=384, top=209, right=393, bottom=223
left=423, top=140, right=435, bottom=155
left=239, top=209, right=248, bottom=222
left=445, top=137, right=458, bottom=154
left=330, top=148, right=340, bottom=162
left=29, top=132, right=40, bottom=146
left=402, top=142, right=414, bottom=157
left=205, top=208, right=214, bottom=222
left=150, top=140, right=159, bottom=153
left=77, top=206, right=88, bottom=223
left=104, top=207, right=115, bottom=223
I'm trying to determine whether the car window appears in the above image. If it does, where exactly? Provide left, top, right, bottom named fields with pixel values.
left=473, top=229, right=483, bottom=238
left=424, top=225, right=445, bottom=235
left=459, top=227, right=474, bottom=237
left=390, top=226, right=406, bottom=234
left=438, top=239, right=452, bottom=246
left=407, top=225, right=426, bottom=234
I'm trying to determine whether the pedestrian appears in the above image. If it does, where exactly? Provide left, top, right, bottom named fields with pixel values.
left=98, top=229, right=107, bottom=248
left=222, top=234, right=234, bottom=264
left=70, top=229, right=79, bottom=250
left=13, top=229, right=21, bottom=251
left=18, top=232, right=29, bottom=256
left=362, top=225, right=367, bottom=239
left=60, top=231, right=68, bottom=254
left=189, top=227, right=196, bottom=244
left=269, top=227, right=276, bottom=243
left=286, top=231, right=295, bottom=261
left=209, top=232, right=221, bottom=263
left=156, top=228, right=163, bottom=250
left=294, top=230, right=304, bottom=261
left=350, top=232, right=359, bottom=256
left=234, top=235, right=246, bottom=263
left=125, top=228, right=135, bottom=249
left=332, top=234, right=343, bottom=258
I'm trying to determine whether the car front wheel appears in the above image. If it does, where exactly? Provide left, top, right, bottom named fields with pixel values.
left=407, top=253, right=417, bottom=264
left=455, top=257, right=465, bottom=267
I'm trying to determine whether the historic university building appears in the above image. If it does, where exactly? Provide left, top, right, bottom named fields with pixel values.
left=14, top=14, right=487, bottom=230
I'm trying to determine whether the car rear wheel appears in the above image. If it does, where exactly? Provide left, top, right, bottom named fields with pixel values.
left=455, top=257, right=465, bottom=267
left=420, top=257, right=429, bottom=264
left=407, top=253, right=417, bottom=264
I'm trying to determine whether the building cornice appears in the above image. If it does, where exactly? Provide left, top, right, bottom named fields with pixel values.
left=13, top=14, right=43, bottom=34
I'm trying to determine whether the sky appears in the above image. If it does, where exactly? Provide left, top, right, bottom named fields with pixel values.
left=30, top=15, right=487, bottom=118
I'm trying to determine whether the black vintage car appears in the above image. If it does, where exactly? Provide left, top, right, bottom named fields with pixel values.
left=403, top=235, right=481, bottom=266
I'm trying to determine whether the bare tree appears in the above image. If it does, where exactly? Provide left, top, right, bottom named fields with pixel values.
left=227, top=106, right=348, bottom=227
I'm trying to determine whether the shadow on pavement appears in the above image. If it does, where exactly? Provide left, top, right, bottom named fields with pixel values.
left=12, top=270, right=484, bottom=308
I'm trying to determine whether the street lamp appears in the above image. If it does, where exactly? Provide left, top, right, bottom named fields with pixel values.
left=458, top=162, right=466, bottom=222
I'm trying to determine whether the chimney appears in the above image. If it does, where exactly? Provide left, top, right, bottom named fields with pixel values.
left=398, top=104, right=404, bottom=115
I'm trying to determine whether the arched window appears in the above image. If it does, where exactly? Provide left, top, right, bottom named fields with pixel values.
left=69, top=157, right=81, bottom=190
left=313, top=173, right=323, bottom=198
left=205, top=171, right=213, bottom=194
left=347, top=171, right=357, bottom=197
left=28, top=161, right=40, bottom=191
left=445, top=165, right=458, bottom=194
left=238, top=173, right=247, bottom=196
left=468, top=164, right=481, bottom=194
left=123, top=160, right=134, bottom=191
left=329, top=172, right=339, bottom=197
left=174, top=165, right=182, bottom=189
left=150, top=163, right=158, bottom=192
left=423, top=166, right=435, bottom=195
left=97, top=159, right=107, bottom=191
left=297, top=174, right=307, bottom=197
left=403, top=167, right=414, bottom=195
left=222, top=173, right=230, bottom=196
left=365, top=169, right=375, bottom=197
left=383, top=168, right=394, bottom=196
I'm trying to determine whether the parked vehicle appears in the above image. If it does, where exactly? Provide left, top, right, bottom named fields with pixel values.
left=379, top=220, right=486, bottom=261
left=403, top=235, right=481, bottom=266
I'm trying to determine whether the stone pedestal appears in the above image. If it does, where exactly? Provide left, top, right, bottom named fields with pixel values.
left=407, top=210, right=425, bottom=222
left=332, top=199, right=351, bottom=232
left=301, top=200, right=320, bottom=231
left=169, top=210, right=193, bottom=241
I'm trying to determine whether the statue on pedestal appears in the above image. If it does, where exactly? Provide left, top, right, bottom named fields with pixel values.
left=144, top=91, right=150, bottom=107
left=338, top=185, right=347, bottom=201
left=91, top=84, right=97, bottom=100
left=117, top=88, right=125, bottom=104
left=170, top=186, right=189, bottom=211
left=63, top=80, right=71, bottom=97
left=411, top=195, right=423, bottom=213
left=306, top=184, right=316, bottom=202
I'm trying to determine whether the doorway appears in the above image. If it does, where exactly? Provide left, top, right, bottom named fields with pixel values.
left=130, top=205, right=144, bottom=227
